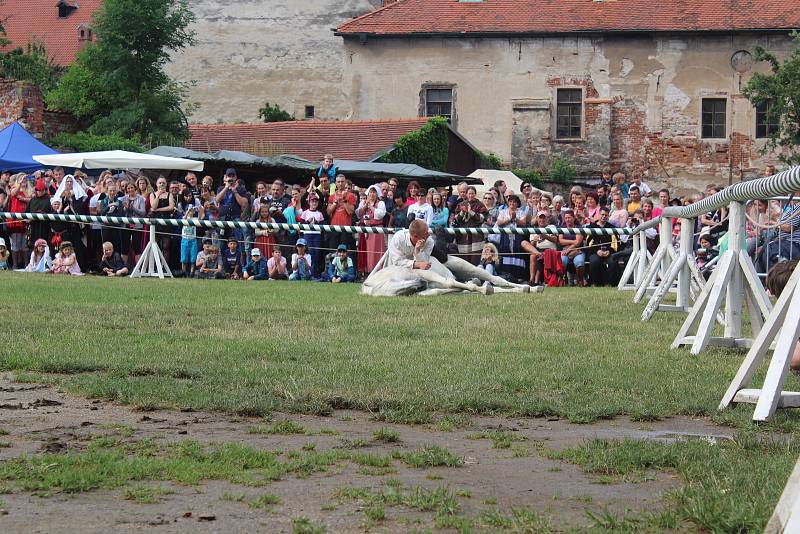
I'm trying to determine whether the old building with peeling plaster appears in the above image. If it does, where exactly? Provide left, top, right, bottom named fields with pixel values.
left=337, top=0, right=800, bottom=191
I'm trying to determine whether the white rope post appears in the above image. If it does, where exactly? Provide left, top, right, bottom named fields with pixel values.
left=617, top=231, right=641, bottom=290
left=676, top=217, right=694, bottom=309
left=764, top=455, right=800, bottom=533
left=672, top=200, right=771, bottom=354
left=130, top=224, right=172, bottom=279
left=633, top=217, right=674, bottom=303
left=718, top=259, right=800, bottom=421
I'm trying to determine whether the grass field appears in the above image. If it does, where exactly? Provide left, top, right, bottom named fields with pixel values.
left=1, top=272, right=799, bottom=532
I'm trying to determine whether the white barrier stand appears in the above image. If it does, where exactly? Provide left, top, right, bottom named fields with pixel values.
left=641, top=217, right=706, bottom=320
left=618, top=230, right=652, bottom=291
left=671, top=201, right=771, bottom=355
left=633, top=217, right=676, bottom=303
left=765, top=455, right=800, bottom=533
left=130, top=225, right=172, bottom=279
left=718, top=259, right=800, bottom=421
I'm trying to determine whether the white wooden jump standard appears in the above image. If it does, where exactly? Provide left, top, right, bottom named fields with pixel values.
left=618, top=226, right=653, bottom=291
left=130, top=224, right=172, bottom=279
left=633, top=216, right=676, bottom=303
left=671, top=200, right=771, bottom=354
left=641, top=217, right=702, bottom=320
left=765, top=456, right=800, bottom=533
left=719, top=259, right=800, bottom=421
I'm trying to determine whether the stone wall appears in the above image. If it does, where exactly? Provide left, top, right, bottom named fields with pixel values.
left=0, top=79, right=44, bottom=134
left=340, top=33, right=794, bottom=192
left=165, top=0, right=380, bottom=124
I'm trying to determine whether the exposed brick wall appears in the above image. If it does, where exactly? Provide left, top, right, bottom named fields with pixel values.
left=0, top=79, right=44, bottom=134
left=0, top=78, right=78, bottom=139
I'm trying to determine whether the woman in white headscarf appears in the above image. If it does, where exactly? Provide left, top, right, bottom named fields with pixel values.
left=355, top=185, right=387, bottom=276
left=53, top=174, right=88, bottom=268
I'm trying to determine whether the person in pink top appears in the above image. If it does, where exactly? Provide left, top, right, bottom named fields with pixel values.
left=51, top=242, right=83, bottom=275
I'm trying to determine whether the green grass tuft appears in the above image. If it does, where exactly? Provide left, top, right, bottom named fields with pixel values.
left=372, top=428, right=401, bottom=443
left=398, top=445, right=463, bottom=468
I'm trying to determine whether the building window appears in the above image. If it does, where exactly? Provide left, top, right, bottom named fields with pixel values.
left=58, top=1, right=77, bottom=18
left=756, top=101, right=779, bottom=139
left=425, top=88, right=453, bottom=122
left=305, top=105, right=315, bottom=119
left=556, top=88, right=582, bottom=139
left=701, top=98, right=727, bottom=139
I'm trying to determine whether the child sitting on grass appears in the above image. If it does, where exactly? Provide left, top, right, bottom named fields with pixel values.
left=267, top=247, right=288, bottom=280
left=288, top=239, right=312, bottom=281
left=321, top=244, right=355, bottom=283
left=195, top=245, right=224, bottom=279
left=51, top=241, right=83, bottom=275
left=766, top=260, right=800, bottom=373
left=222, top=237, right=243, bottom=280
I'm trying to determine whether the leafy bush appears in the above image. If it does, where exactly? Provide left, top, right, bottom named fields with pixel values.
left=378, top=117, right=449, bottom=171
left=0, top=43, right=63, bottom=93
left=50, top=132, right=144, bottom=152
left=258, top=102, right=294, bottom=123
left=548, top=156, right=577, bottom=183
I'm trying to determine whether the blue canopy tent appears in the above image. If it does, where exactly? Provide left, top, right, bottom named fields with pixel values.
left=0, top=121, right=59, bottom=172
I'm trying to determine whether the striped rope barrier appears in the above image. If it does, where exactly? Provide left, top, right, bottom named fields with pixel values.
left=0, top=211, right=634, bottom=236
left=630, top=166, right=800, bottom=236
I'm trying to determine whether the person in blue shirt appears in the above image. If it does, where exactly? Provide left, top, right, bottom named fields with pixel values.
left=222, top=236, right=243, bottom=279
left=243, top=248, right=268, bottom=281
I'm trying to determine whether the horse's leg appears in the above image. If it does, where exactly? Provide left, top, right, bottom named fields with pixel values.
left=445, top=256, right=530, bottom=290
left=416, top=269, right=491, bottom=295
left=418, top=288, right=464, bottom=297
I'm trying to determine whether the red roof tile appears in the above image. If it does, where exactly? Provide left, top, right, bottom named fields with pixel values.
left=1, top=0, right=102, bottom=66
left=336, top=0, right=800, bottom=35
left=186, top=118, right=433, bottom=162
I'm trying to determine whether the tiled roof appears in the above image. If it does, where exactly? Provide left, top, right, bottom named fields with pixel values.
left=1, top=0, right=103, bottom=66
left=336, top=0, right=800, bottom=36
left=186, top=118, right=433, bottom=162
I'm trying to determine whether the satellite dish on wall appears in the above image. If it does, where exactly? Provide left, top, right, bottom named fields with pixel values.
left=731, top=50, right=754, bottom=73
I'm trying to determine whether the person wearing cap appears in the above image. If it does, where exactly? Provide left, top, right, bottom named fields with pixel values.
left=195, top=244, right=225, bottom=279
left=18, top=238, right=51, bottom=272
left=222, top=236, right=243, bottom=279
left=243, top=247, right=268, bottom=281
left=288, top=239, right=312, bottom=281
left=321, top=243, right=355, bottom=283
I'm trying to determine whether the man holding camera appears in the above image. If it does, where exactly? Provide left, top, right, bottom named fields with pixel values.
left=214, top=168, right=250, bottom=251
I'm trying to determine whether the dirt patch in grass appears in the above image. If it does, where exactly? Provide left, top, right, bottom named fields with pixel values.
left=0, top=374, right=735, bottom=532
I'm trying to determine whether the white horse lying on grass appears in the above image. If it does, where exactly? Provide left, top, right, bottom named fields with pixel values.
left=362, top=222, right=543, bottom=297
left=363, top=254, right=541, bottom=296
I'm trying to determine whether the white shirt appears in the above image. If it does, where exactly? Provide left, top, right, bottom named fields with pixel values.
left=385, top=229, right=434, bottom=269
left=407, top=203, right=433, bottom=227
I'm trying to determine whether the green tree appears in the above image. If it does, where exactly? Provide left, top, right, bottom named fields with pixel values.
left=46, top=0, right=195, bottom=145
left=743, top=32, right=800, bottom=165
left=258, top=102, right=294, bottom=122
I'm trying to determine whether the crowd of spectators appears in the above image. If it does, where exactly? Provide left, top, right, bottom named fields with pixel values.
left=0, top=156, right=797, bottom=288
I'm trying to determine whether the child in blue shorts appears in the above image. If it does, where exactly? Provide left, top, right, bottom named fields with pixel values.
left=180, top=205, right=199, bottom=277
